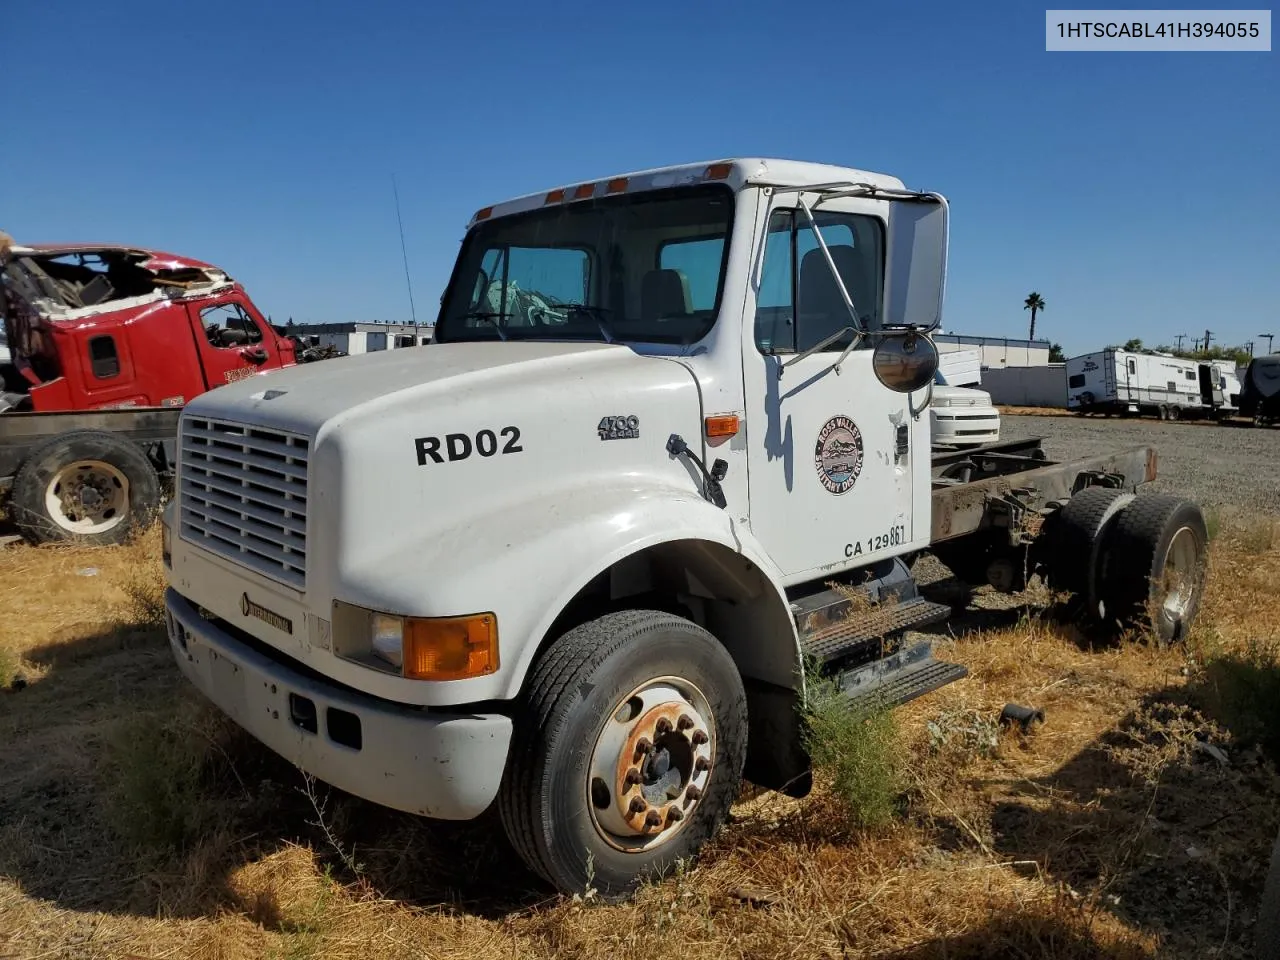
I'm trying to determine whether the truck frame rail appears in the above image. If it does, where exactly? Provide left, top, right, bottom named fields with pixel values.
left=929, top=437, right=1157, bottom=543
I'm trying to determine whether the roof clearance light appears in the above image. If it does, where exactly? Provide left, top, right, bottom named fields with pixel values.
left=573, top=183, right=596, bottom=200
left=545, top=189, right=566, bottom=204
left=704, top=163, right=733, bottom=180
left=473, top=206, right=493, bottom=221
left=606, top=177, right=629, bottom=194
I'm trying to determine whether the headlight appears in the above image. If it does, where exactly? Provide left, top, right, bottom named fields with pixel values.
left=371, top=614, right=405, bottom=668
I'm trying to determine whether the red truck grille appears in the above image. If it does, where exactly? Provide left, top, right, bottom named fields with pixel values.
left=178, top=417, right=309, bottom=589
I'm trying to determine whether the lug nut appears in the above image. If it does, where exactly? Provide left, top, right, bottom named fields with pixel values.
left=629, top=796, right=646, bottom=815
left=695, top=756, right=711, bottom=773
left=624, top=767, right=643, bottom=786
left=677, top=714, right=694, bottom=731
left=686, top=785, right=703, bottom=802
left=655, top=717, right=673, bottom=735
left=691, top=730, right=709, bottom=746
left=634, top=737, right=652, bottom=756
left=667, top=806, right=684, bottom=822
left=644, top=809, right=662, bottom=828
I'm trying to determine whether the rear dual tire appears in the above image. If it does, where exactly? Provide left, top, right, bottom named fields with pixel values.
left=498, top=610, right=747, bottom=901
left=1049, top=490, right=1208, bottom=646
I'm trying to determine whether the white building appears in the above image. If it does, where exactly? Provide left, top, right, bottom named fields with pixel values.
left=288, top=322, right=434, bottom=356
left=934, top=334, right=1052, bottom=368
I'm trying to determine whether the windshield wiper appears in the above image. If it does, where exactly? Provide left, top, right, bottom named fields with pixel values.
left=462, top=311, right=510, bottom=341
left=540, top=300, right=619, bottom=344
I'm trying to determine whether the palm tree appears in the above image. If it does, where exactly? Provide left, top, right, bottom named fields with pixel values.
left=1023, top=292, right=1046, bottom=341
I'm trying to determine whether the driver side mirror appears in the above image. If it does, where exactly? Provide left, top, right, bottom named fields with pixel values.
left=872, top=331, right=939, bottom=393
left=883, top=195, right=948, bottom=332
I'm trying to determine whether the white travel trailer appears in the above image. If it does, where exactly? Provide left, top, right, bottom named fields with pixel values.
left=1065, top=349, right=1241, bottom=420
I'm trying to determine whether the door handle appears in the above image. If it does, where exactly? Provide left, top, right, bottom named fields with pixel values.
left=241, top=346, right=268, bottom=364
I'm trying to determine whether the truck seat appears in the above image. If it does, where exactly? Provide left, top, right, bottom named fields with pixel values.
left=797, top=245, right=870, bottom=350
left=640, top=268, right=691, bottom=323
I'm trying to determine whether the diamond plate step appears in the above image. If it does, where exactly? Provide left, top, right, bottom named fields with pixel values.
left=800, top=596, right=952, bottom=666
left=837, top=639, right=969, bottom=710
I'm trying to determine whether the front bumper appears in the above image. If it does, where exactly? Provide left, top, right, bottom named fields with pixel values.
left=165, top=587, right=512, bottom=819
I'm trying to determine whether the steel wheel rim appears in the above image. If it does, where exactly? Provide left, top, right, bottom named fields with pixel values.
left=44, top=460, right=129, bottom=534
left=586, top=675, right=715, bottom=853
left=1160, top=525, right=1202, bottom=619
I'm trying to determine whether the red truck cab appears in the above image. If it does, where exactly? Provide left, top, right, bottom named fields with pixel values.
left=0, top=241, right=296, bottom=413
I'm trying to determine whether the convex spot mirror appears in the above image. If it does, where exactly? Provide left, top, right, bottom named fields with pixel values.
left=872, top=332, right=938, bottom=393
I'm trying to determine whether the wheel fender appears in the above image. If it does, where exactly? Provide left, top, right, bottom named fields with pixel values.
left=337, top=481, right=799, bottom=704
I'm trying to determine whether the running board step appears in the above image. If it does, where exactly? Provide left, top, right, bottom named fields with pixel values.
left=838, top=639, right=969, bottom=710
left=800, top=596, right=952, bottom=667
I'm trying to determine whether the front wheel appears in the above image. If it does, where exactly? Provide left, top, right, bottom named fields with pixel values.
left=498, top=610, right=747, bottom=900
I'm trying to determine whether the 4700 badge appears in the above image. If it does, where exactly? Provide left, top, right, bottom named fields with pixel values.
left=844, top=522, right=907, bottom=558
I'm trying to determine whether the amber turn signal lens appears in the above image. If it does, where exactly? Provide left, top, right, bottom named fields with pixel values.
left=703, top=162, right=733, bottom=180
left=704, top=414, right=740, bottom=439
left=402, top=614, right=498, bottom=681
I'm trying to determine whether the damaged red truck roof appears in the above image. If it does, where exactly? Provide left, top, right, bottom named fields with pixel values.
left=16, top=243, right=223, bottom=276
left=0, top=234, right=296, bottom=414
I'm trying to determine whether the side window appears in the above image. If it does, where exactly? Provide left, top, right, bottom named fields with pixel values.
left=88, top=335, right=120, bottom=379
left=753, top=208, right=884, bottom=354
left=471, top=246, right=590, bottom=327
left=1127, top=359, right=1137, bottom=374
left=754, top=211, right=795, bottom=352
left=1068, top=373, right=1086, bottom=388
left=1185, top=370, right=1196, bottom=381
left=658, top=236, right=726, bottom=312
left=201, top=303, right=263, bottom=349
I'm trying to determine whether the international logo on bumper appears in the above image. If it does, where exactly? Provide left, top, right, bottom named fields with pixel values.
left=815, top=416, right=865, bottom=495
left=241, top=592, right=293, bottom=635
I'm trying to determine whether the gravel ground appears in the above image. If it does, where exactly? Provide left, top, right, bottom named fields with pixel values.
left=998, top=414, right=1280, bottom=516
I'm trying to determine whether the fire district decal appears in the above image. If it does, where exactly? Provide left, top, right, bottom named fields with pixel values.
left=814, top=415, right=865, bottom=495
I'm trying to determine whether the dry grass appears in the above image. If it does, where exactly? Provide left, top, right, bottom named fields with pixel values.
left=996, top=405, right=1078, bottom=417
left=2, top=516, right=1279, bottom=959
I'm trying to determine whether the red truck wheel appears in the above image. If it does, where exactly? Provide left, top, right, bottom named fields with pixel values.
left=10, top=430, right=161, bottom=546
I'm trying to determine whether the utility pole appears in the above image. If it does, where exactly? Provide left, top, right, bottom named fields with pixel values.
left=1203, top=329, right=1213, bottom=353
left=1174, top=333, right=1187, bottom=352
left=1261, top=333, right=1276, bottom=354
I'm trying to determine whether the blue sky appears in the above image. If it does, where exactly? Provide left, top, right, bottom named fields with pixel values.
left=3, top=0, right=1275, bottom=356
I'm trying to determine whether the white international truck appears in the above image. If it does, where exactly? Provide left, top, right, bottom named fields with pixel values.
left=161, top=158, right=1210, bottom=901
left=1065, top=347, right=1242, bottom=421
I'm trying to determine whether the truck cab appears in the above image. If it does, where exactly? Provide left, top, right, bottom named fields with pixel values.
left=160, top=159, right=1207, bottom=902
left=0, top=242, right=296, bottom=413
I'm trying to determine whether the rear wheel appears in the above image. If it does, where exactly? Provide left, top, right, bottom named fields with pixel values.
left=1045, top=486, right=1134, bottom=607
left=1098, top=494, right=1208, bottom=645
left=498, top=610, right=747, bottom=900
left=10, top=430, right=161, bottom=545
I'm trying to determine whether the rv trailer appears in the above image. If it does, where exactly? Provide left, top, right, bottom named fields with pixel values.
left=1065, top=348, right=1241, bottom=421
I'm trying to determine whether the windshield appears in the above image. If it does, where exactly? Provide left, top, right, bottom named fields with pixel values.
left=435, top=184, right=734, bottom=345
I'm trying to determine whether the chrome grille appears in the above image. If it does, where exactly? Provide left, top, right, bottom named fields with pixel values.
left=179, top=416, right=308, bottom=589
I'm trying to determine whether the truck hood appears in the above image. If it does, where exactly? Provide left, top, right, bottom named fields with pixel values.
left=183, top=339, right=679, bottom=437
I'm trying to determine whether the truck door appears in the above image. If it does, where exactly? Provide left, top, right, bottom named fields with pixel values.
left=187, top=296, right=285, bottom=389
left=742, top=200, right=918, bottom=583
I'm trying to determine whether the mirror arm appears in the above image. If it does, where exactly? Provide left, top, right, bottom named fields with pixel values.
left=779, top=325, right=862, bottom=376
left=909, top=379, right=934, bottom=418
left=796, top=196, right=864, bottom=336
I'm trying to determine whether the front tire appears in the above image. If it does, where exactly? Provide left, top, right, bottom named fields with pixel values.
left=498, top=610, right=747, bottom=900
